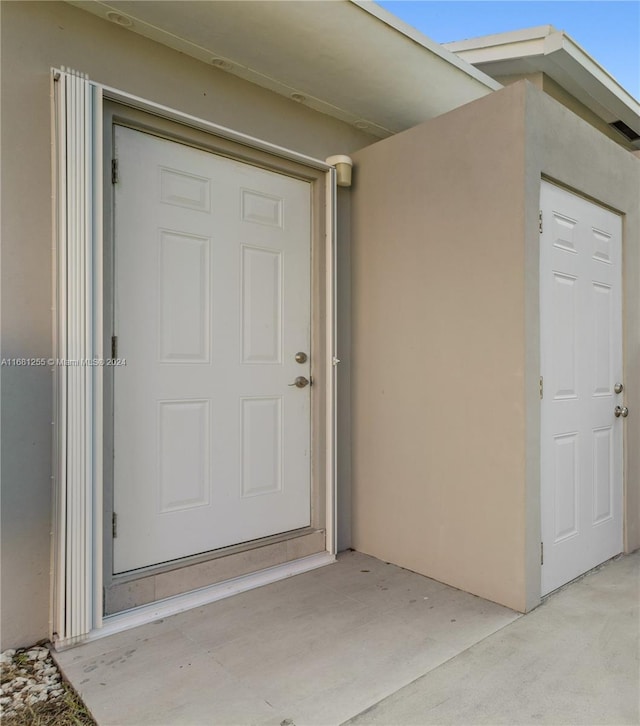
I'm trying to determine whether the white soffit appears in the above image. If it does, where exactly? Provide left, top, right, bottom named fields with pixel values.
left=67, top=0, right=501, bottom=139
left=446, top=25, right=640, bottom=149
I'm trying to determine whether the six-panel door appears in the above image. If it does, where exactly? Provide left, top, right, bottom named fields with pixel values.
left=113, top=127, right=312, bottom=573
left=540, top=181, right=623, bottom=595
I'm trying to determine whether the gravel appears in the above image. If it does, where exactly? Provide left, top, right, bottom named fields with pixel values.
left=0, top=646, right=67, bottom=720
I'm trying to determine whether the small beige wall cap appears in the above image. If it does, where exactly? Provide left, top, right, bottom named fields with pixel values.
left=326, top=154, right=353, bottom=187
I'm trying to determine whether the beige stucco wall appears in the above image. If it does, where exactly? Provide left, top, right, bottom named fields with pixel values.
left=495, top=71, right=635, bottom=151
left=351, top=83, right=529, bottom=612
left=0, top=0, right=375, bottom=649
left=493, top=71, right=544, bottom=90
left=350, top=81, right=640, bottom=613
left=540, top=75, right=637, bottom=152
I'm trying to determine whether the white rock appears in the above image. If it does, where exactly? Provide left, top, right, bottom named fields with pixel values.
left=0, top=645, right=70, bottom=718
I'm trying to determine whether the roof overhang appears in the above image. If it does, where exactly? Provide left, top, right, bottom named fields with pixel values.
left=68, top=0, right=501, bottom=139
left=446, top=25, right=640, bottom=150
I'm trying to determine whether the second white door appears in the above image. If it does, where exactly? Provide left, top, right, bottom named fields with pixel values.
left=113, top=126, right=312, bottom=573
left=540, top=181, right=624, bottom=595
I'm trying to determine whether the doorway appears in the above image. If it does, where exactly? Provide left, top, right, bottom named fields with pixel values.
left=539, top=180, right=624, bottom=595
left=112, top=126, right=315, bottom=573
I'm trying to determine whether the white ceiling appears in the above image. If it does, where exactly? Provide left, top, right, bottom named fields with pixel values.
left=69, top=0, right=500, bottom=139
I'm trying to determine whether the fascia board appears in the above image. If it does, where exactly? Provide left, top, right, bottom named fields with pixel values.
left=542, top=55, right=625, bottom=122
left=448, top=26, right=638, bottom=114
left=450, top=39, right=547, bottom=65
left=450, top=26, right=639, bottom=140
left=548, top=33, right=640, bottom=115
left=348, top=0, right=502, bottom=91
left=445, top=25, right=556, bottom=52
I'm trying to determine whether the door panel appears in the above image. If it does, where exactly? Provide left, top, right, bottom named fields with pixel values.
left=112, top=127, right=312, bottom=573
left=540, top=181, right=623, bottom=595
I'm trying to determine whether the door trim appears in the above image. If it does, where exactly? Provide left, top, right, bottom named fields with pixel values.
left=101, top=80, right=332, bottom=173
left=52, top=69, right=337, bottom=648
left=102, top=106, right=336, bottom=593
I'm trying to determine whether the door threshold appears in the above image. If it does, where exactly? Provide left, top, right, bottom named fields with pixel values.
left=112, top=526, right=320, bottom=584
left=104, top=528, right=326, bottom=613
left=54, top=552, right=335, bottom=651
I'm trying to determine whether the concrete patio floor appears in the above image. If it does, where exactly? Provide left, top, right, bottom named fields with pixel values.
left=347, top=550, right=640, bottom=726
left=54, top=551, right=519, bottom=725
left=52, top=550, right=639, bottom=725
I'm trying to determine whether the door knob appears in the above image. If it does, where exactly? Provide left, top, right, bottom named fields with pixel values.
left=614, top=406, right=629, bottom=418
left=289, top=376, right=310, bottom=388
left=295, top=352, right=308, bottom=364
left=614, top=383, right=624, bottom=394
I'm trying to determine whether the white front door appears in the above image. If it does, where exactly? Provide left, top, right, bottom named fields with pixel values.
left=540, top=181, right=624, bottom=595
left=112, top=126, right=312, bottom=573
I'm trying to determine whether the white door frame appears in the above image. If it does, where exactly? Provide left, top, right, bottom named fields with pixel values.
left=51, top=68, right=338, bottom=648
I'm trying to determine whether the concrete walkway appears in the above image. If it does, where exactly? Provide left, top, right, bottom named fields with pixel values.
left=55, top=551, right=519, bottom=725
left=347, top=551, right=640, bottom=725
left=54, top=550, right=639, bottom=725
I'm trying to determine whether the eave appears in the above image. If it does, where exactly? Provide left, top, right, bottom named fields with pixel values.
left=446, top=25, right=640, bottom=150
left=68, top=0, right=501, bottom=139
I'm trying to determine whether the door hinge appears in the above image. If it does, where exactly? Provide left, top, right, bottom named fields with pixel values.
left=112, top=158, right=119, bottom=184
left=112, top=512, right=118, bottom=538
left=540, top=541, right=544, bottom=565
left=539, top=376, right=544, bottom=399
left=111, top=335, right=118, bottom=359
left=539, top=210, right=543, bottom=234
